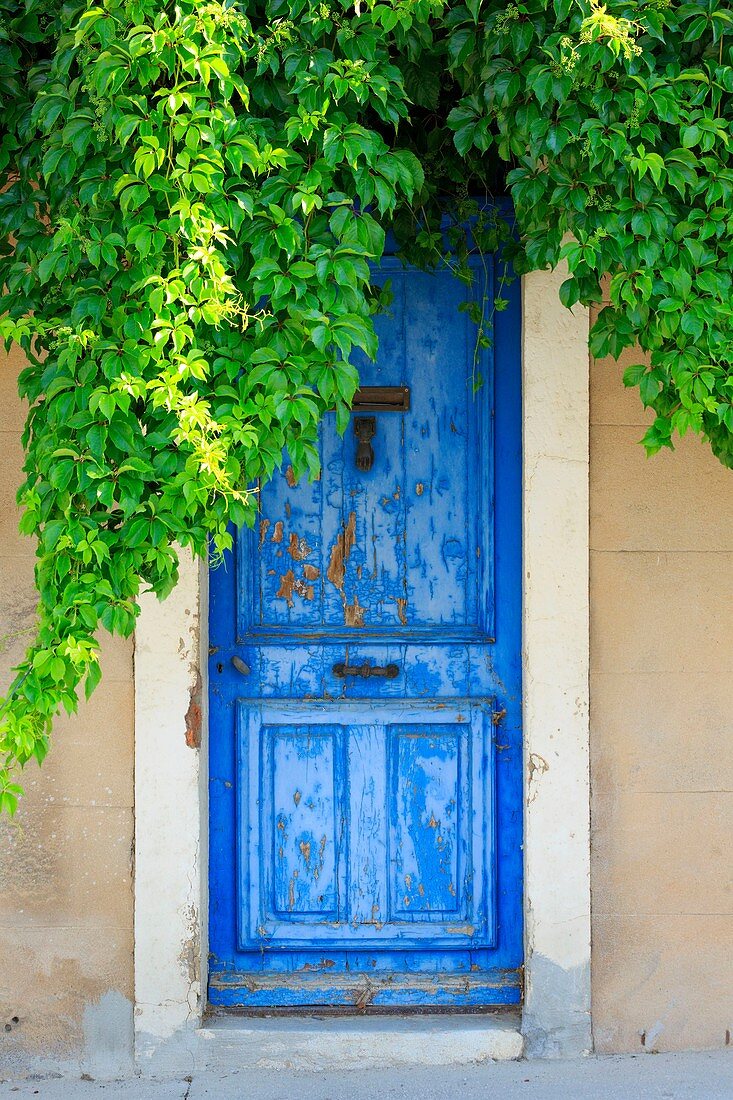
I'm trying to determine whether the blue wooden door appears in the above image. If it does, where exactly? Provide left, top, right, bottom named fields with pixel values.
left=209, top=248, right=522, bottom=1008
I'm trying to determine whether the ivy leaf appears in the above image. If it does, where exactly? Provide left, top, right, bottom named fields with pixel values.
left=622, top=364, right=647, bottom=388
left=554, top=0, right=574, bottom=20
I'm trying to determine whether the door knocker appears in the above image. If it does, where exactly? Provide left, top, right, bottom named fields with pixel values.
left=351, top=388, right=410, bottom=472
left=354, top=416, right=376, bottom=472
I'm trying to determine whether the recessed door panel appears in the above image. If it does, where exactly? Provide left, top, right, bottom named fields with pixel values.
left=268, top=726, right=343, bottom=919
left=390, top=725, right=464, bottom=919
left=238, top=702, right=494, bottom=951
left=239, top=266, right=490, bottom=641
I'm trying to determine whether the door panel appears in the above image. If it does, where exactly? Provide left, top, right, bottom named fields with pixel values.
left=240, top=262, right=491, bottom=643
left=238, top=701, right=494, bottom=951
left=210, top=238, right=522, bottom=1008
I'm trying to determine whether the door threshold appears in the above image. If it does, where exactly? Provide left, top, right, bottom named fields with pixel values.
left=206, top=1003, right=515, bottom=1018
left=196, top=1010, right=523, bottom=1070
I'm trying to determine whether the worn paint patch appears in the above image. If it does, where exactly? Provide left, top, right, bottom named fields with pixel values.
left=527, top=752, right=549, bottom=804
left=300, top=958, right=336, bottom=971
left=276, top=570, right=315, bottom=605
left=327, top=511, right=366, bottom=626
left=81, top=991, right=134, bottom=1078
left=293, top=578, right=315, bottom=601
left=326, top=511, right=357, bottom=592
left=178, top=902, right=201, bottom=989
left=276, top=570, right=296, bottom=608
left=185, top=667, right=202, bottom=749
left=287, top=533, right=312, bottom=562
left=344, top=595, right=366, bottom=627
left=522, top=954, right=592, bottom=1058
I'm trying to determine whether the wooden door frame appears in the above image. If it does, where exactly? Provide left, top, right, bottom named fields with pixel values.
left=132, top=265, right=592, bottom=1066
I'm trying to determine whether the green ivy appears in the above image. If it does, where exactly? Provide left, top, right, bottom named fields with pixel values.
left=444, top=0, right=733, bottom=465
left=0, top=0, right=731, bottom=813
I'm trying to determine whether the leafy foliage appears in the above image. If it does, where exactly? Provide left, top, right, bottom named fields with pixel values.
left=444, top=0, right=733, bottom=464
left=0, top=0, right=731, bottom=812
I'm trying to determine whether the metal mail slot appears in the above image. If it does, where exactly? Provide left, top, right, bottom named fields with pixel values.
left=352, top=385, right=410, bottom=412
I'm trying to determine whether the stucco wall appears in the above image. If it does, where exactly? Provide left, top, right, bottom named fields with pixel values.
left=0, top=347, right=135, bottom=1077
left=590, top=324, right=733, bottom=1052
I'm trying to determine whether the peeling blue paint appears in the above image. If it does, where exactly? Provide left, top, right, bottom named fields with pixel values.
left=209, top=232, right=522, bottom=1008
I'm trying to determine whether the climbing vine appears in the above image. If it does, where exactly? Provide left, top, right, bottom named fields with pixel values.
left=0, top=0, right=731, bottom=811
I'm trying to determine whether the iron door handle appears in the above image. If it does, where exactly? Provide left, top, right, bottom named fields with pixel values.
left=333, top=660, right=399, bottom=680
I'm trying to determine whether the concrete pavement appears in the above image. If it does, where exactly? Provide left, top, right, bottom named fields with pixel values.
left=1, top=1050, right=732, bottom=1099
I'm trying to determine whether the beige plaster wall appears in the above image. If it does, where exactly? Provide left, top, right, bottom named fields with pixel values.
left=590, top=324, right=733, bottom=1053
left=0, top=347, right=134, bottom=1077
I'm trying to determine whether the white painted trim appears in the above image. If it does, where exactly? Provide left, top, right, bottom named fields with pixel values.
left=521, top=267, right=592, bottom=1056
left=132, top=269, right=592, bottom=1064
left=134, top=550, right=208, bottom=1068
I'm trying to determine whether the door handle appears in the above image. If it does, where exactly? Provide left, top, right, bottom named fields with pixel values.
left=333, top=660, right=399, bottom=680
